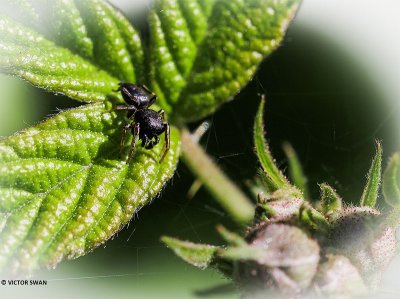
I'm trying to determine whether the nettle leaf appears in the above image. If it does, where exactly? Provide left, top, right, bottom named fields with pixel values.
left=45, top=0, right=95, bottom=60
left=0, top=103, right=180, bottom=273
left=0, top=14, right=119, bottom=102
left=0, top=0, right=145, bottom=102
left=74, top=0, right=143, bottom=82
left=149, top=0, right=301, bottom=121
left=0, top=1, right=182, bottom=273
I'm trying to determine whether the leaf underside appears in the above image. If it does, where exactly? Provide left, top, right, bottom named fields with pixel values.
left=0, top=103, right=180, bottom=274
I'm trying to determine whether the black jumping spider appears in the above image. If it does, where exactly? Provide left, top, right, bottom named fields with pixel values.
left=114, top=82, right=170, bottom=162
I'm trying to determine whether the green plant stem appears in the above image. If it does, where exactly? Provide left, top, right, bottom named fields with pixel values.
left=180, top=127, right=254, bottom=224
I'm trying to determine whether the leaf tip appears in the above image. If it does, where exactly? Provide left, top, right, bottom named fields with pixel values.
left=360, top=141, right=383, bottom=208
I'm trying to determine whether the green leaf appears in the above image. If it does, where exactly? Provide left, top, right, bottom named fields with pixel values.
left=319, top=183, right=342, bottom=216
left=161, top=236, right=218, bottom=269
left=149, top=0, right=301, bottom=120
left=283, top=142, right=310, bottom=199
left=0, top=0, right=145, bottom=101
left=383, top=152, right=400, bottom=208
left=45, top=0, right=94, bottom=59
left=360, top=141, right=382, bottom=207
left=74, top=0, right=142, bottom=82
left=0, top=14, right=119, bottom=102
left=254, top=95, right=290, bottom=192
left=0, top=103, right=180, bottom=273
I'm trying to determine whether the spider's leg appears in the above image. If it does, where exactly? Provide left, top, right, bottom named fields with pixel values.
left=120, top=123, right=131, bottom=156
left=160, top=123, right=170, bottom=162
left=127, top=123, right=140, bottom=163
left=127, top=110, right=135, bottom=119
left=140, top=84, right=153, bottom=94
left=147, top=95, right=157, bottom=107
left=139, top=84, right=157, bottom=107
left=113, top=105, right=137, bottom=111
left=158, top=109, right=165, bottom=120
left=148, top=94, right=157, bottom=107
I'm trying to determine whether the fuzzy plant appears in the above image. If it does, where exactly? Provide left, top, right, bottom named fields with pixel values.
left=0, top=0, right=301, bottom=275
left=162, top=96, right=400, bottom=298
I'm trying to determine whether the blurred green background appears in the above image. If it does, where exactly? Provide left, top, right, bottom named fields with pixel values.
left=1, top=1, right=400, bottom=298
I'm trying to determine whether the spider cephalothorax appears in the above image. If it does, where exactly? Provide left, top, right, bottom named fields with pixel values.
left=114, top=82, right=170, bottom=162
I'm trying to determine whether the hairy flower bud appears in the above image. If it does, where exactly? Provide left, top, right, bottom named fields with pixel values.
left=237, top=223, right=320, bottom=298
left=314, top=255, right=367, bottom=299
left=329, top=207, right=396, bottom=288
left=256, top=188, right=304, bottom=222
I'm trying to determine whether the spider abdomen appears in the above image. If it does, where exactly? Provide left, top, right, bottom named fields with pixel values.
left=134, top=109, right=165, bottom=135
